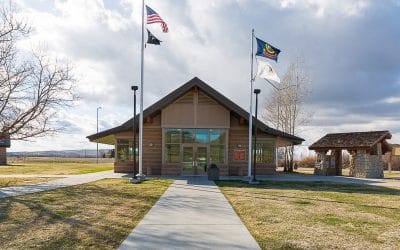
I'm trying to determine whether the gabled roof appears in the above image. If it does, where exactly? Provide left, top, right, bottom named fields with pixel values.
left=309, top=131, right=392, bottom=151
left=87, top=77, right=304, bottom=144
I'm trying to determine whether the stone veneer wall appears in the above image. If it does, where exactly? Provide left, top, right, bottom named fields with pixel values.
left=314, top=151, right=336, bottom=176
left=0, top=147, right=6, bottom=165
left=353, top=149, right=384, bottom=178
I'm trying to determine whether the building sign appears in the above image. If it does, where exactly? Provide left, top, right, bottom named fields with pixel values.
left=234, top=149, right=246, bottom=161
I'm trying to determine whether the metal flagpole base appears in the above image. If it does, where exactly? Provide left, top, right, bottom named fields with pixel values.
left=129, top=174, right=146, bottom=184
left=136, top=174, right=146, bottom=181
left=129, top=177, right=142, bottom=184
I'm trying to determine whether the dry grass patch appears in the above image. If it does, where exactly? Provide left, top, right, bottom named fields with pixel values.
left=0, top=177, right=59, bottom=187
left=385, top=171, right=400, bottom=179
left=0, top=178, right=172, bottom=249
left=0, top=158, right=113, bottom=175
left=217, top=181, right=400, bottom=249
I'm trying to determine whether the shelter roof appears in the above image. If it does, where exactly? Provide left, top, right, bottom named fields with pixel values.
left=309, top=131, right=392, bottom=152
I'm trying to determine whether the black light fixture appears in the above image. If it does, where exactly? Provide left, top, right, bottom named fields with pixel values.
left=131, top=85, right=138, bottom=179
left=252, top=89, right=261, bottom=182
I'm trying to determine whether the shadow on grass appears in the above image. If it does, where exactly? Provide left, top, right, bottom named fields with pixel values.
left=216, top=180, right=400, bottom=211
left=217, top=180, right=400, bottom=195
left=0, top=164, right=24, bottom=167
left=0, top=179, right=171, bottom=249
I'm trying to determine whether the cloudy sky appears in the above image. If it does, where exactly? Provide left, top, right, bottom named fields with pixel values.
left=10, top=0, right=400, bottom=152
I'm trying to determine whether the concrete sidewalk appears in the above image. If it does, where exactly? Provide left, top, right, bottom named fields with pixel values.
left=119, top=178, right=260, bottom=250
left=0, top=171, right=129, bottom=199
left=221, top=174, right=400, bottom=187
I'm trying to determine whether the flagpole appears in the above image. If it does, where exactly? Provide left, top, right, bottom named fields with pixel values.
left=138, top=0, right=145, bottom=178
left=248, top=28, right=254, bottom=178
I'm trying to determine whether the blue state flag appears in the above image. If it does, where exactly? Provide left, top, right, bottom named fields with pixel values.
left=255, top=37, right=281, bottom=62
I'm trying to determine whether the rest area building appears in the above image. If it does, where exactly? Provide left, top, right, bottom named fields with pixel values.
left=87, top=77, right=304, bottom=176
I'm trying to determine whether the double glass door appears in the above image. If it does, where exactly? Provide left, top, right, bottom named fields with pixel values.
left=182, top=145, right=209, bottom=175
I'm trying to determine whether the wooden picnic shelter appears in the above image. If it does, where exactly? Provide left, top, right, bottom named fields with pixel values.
left=309, top=131, right=392, bottom=178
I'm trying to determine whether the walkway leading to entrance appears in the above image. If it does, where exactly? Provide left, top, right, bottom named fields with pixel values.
left=0, top=171, right=129, bottom=199
left=118, top=178, right=260, bottom=250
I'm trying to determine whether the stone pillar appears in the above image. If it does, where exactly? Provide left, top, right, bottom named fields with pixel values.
left=377, top=143, right=382, bottom=156
left=0, top=147, right=6, bottom=165
left=314, top=151, right=326, bottom=175
left=348, top=150, right=356, bottom=176
left=353, top=149, right=367, bottom=178
left=353, top=149, right=384, bottom=178
left=314, top=151, right=336, bottom=176
left=333, top=149, right=342, bottom=175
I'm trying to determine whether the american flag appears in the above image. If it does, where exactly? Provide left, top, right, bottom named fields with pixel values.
left=146, top=5, right=168, bottom=33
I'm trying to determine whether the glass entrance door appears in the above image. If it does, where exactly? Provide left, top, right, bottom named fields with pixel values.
left=182, top=145, right=208, bottom=175
left=182, top=146, right=194, bottom=175
left=195, top=146, right=208, bottom=175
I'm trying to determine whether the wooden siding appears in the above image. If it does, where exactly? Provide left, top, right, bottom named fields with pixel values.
left=228, top=115, right=276, bottom=176
left=161, top=88, right=230, bottom=129
left=161, top=164, right=181, bottom=175
left=143, top=127, right=162, bottom=175
left=114, top=114, right=162, bottom=174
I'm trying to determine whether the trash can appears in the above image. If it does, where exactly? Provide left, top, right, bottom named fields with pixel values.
left=208, top=163, right=219, bottom=181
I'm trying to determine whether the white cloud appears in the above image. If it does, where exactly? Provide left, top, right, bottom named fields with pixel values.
left=274, top=0, right=370, bottom=17
left=383, top=96, right=400, bottom=104
left=8, top=0, right=400, bottom=152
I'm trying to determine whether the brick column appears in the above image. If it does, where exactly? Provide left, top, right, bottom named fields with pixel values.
left=0, top=147, right=6, bottom=165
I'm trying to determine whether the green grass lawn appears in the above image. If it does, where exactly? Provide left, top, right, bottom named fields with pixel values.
left=0, top=157, right=114, bottom=175
left=0, top=178, right=171, bottom=249
left=217, top=181, right=400, bottom=249
left=0, top=177, right=59, bottom=187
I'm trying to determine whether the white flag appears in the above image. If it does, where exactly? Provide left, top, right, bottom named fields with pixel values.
left=256, top=60, right=280, bottom=83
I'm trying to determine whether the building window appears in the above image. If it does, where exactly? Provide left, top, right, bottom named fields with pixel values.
left=165, top=129, right=182, bottom=163
left=255, top=139, right=274, bottom=164
left=210, top=129, right=226, bottom=164
left=116, top=139, right=138, bottom=162
left=165, top=129, right=181, bottom=144
left=164, top=128, right=227, bottom=164
left=196, top=129, right=209, bottom=144
left=210, top=145, right=225, bottom=163
left=182, top=129, right=195, bottom=143
left=165, top=144, right=180, bottom=163
left=117, top=139, right=132, bottom=162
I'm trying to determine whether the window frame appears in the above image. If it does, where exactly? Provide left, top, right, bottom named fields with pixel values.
left=254, top=138, right=275, bottom=164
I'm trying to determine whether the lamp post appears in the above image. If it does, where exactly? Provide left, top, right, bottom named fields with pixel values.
left=131, top=86, right=138, bottom=179
left=252, top=89, right=261, bottom=183
left=96, top=106, right=102, bottom=166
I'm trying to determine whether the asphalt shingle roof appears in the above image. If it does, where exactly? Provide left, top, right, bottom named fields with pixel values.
left=309, top=131, right=392, bottom=150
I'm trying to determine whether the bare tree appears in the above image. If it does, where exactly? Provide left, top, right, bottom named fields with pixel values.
left=0, top=3, right=76, bottom=141
left=262, top=57, right=312, bottom=172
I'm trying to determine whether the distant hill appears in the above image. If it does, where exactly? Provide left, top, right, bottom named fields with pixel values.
left=7, top=149, right=113, bottom=158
